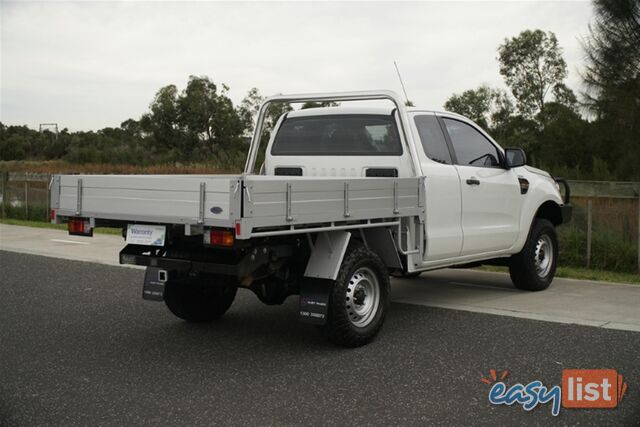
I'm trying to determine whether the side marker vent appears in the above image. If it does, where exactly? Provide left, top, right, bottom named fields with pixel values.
left=275, top=167, right=303, bottom=176
left=366, top=168, right=398, bottom=178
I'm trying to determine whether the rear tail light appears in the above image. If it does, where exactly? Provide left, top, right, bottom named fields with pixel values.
left=50, top=209, right=56, bottom=222
left=68, top=218, right=93, bottom=236
left=204, top=229, right=234, bottom=247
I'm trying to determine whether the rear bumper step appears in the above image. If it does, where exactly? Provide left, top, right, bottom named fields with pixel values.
left=119, top=245, right=239, bottom=276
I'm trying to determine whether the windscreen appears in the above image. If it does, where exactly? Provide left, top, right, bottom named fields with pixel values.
left=271, top=114, right=403, bottom=156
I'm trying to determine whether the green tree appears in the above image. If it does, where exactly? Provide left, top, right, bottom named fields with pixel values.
left=0, top=133, right=27, bottom=160
left=139, top=84, right=182, bottom=154
left=498, top=30, right=572, bottom=117
left=491, top=115, right=539, bottom=155
left=582, top=0, right=640, bottom=180
left=238, top=87, right=265, bottom=137
left=444, top=85, right=513, bottom=129
left=238, top=88, right=294, bottom=137
left=445, top=86, right=491, bottom=128
left=177, top=76, right=218, bottom=141
left=583, top=0, right=640, bottom=112
left=264, top=103, right=293, bottom=135
left=120, top=119, right=141, bottom=137
left=237, top=88, right=294, bottom=172
left=137, top=77, right=246, bottom=159
left=536, top=103, right=590, bottom=171
left=176, top=76, right=245, bottom=150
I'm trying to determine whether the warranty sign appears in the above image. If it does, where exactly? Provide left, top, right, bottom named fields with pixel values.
left=126, top=224, right=166, bottom=246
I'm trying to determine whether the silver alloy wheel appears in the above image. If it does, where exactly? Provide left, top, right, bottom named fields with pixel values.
left=534, top=234, right=554, bottom=278
left=345, top=267, right=380, bottom=328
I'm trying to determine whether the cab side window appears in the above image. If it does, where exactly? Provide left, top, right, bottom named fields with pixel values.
left=443, top=118, right=500, bottom=167
left=414, top=115, right=452, bottom=164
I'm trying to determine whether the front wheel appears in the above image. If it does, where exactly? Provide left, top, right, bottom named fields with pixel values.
left=323, top=242, right=390, bottom=347
left=163, top=273, right=237, bottom=322
left=509, top=219, right=558, bottom=291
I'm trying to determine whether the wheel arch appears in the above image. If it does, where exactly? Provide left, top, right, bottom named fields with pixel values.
left=512, top=196, right=563, bottom=254
left=534, top=200, right=563, bottom=226
left=303, top=227, right=402, bottom=280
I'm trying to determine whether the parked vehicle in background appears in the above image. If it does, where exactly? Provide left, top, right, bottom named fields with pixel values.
left=50, top=91, right=571, bottom=347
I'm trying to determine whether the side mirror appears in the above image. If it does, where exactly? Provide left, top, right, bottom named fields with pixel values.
left=504, top=148, right=526, bottom=169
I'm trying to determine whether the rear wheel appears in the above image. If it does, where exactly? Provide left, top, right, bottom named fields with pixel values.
left=323, top=242, right=389, bottom=347
left=509, top=219, right=558, bottom=291
left=164, top=273, right=237, bottom=322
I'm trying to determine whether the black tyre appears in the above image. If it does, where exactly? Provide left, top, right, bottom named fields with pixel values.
left=509, top=218, right=558, bottom=291
left=164, top=273, right=237, bottom=322
left=323, top=242, right=390, bottom=347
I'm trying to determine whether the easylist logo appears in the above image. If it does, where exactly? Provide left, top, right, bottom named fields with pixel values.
left=484, top=368, right=628, bottom=416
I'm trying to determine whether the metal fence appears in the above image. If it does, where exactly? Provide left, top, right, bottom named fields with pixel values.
left=558, top=181, right=640, bottom=274
left=1, top=172, right=639, bottom=273
left=0, top=172, right=51, bottom=221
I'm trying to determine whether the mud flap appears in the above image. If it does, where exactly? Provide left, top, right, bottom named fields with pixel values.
left=299, top=278, right=333, bottom=325
left=304, top=231, right=351, bottom=280
left=143, top=267, right=167, bottom=301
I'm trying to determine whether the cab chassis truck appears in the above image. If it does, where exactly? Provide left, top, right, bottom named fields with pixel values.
left=50, top=90, right=571, bottom=347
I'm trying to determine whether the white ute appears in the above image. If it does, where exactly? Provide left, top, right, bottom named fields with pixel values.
left=50, top=91, right=572, bottom=347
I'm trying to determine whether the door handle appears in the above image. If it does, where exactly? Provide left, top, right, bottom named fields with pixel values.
left=466, top=177, right=480, bottom=186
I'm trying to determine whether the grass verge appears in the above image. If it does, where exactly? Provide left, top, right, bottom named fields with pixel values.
left=478, top=265, right=639, bottom=285
left=0, top=218, right=122, bottom=235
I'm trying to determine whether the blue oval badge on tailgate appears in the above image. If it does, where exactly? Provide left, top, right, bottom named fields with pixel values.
left=210, top=206, right=223, bottom=214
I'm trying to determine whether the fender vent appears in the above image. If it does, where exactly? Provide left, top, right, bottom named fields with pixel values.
left=518, top=177, right=530, bottom=194
left=275, top=167, right=303, bottom=176
left=366, top=168, right=398, bottom=177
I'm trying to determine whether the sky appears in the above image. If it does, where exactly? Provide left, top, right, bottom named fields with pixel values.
left=1, top=0, right=594, bottom=131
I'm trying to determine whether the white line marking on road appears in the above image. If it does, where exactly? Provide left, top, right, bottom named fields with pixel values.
left=50, top=239, right=91, bottom=245
left=449, top=281, right=519, bottom=292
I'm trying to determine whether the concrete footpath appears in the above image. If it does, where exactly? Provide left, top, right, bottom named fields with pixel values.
left=1, top=223, right=639, bottom=332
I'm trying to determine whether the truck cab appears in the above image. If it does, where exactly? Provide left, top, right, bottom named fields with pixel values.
left=264, top=107, right=414, bottom=178
left=264, top=105, right=570, bottom=270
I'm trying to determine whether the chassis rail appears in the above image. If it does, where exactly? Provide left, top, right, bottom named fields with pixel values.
left=120, top=244, right=238, bottom=276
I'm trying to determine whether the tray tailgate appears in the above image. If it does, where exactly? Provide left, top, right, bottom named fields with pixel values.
left=53, top=174, right=241, bottom=226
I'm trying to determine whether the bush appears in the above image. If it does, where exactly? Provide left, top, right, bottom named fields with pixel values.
left=558, top=225, right=637, bottom=273
left=2, top=203, right=49, bottom=222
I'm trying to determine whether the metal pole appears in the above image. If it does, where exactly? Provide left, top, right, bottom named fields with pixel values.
left=0, top=172, right=9, bottom=218
left=637, top=196, right=640, bottom=274
left=0, top=172, right=5, bottom=218
left=586, top=199, right=593, bottom=269
left=24, top=180, right=29, bottom=218
left=46, top=175, right=51, bottom=221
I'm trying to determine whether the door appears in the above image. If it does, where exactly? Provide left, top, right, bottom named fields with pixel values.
left=411, top=113, right=463, bottom=261
left=440, top=117, right=522, bottom=256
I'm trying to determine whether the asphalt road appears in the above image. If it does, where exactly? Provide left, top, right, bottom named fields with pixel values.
left=1, top=250, right=638, bottom=425
left=3, top=224, right=639, bottom=332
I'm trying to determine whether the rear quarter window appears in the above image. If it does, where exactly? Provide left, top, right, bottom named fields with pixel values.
left=271, top=114, right=403, bottom=156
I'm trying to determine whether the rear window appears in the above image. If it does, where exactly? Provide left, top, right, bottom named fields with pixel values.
left=271, top=114, right=403, bottom=156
